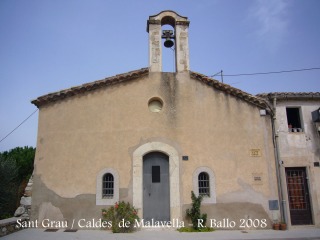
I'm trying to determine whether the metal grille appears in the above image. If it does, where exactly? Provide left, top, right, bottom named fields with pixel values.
left=102, top=173, right=114, bottom=198
left=286, top=169, right=308, bottom=210
left=198, top=172, right=210, bottom=197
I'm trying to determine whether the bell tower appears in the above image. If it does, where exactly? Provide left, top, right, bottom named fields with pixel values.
left=147, top=11, right=190, bottom=72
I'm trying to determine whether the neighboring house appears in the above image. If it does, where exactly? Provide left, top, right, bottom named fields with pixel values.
left=258, top=92, right=320, bottom=227
left=31, top=11, right=280, bottom=229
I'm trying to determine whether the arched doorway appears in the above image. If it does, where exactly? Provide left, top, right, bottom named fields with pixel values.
left=132, top=141, right=181, bottom=220
left=143, top=152, right=170, bottom=221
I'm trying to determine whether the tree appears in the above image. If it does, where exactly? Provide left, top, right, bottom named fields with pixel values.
left=0, top=146, right=35, bottom=181
left=0, top=156, right=19, bottom=219
left=0, top=146, right=35, bottom=219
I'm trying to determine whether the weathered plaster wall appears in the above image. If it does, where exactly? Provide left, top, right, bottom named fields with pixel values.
left=276, top=101, right=320, bottom=227
left=31, top=174, right=103, bottom=229
left=32, top=72, right=278, bottom=229
left=182, top=203, right=272, bottom=230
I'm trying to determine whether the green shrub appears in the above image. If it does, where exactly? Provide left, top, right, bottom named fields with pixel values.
left=0, top=146, right=35, bottom=219
left=178, top=226, right=214, bottom=232
left=102, top=201, right=139, bottom=233
left=186, top=191, right=207, bottom=230
left=0, top=157, right=19, bottom=219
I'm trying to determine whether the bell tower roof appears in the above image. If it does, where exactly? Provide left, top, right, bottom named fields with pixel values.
left=147, top=10, right=189, bottom=31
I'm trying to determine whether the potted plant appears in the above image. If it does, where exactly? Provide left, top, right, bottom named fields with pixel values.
left=273, top=222, right=280, bottom=230
left=280, top=222, right=287, bottom=230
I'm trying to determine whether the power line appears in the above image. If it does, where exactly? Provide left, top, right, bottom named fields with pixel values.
left=0, top=109, right=38, bottom=144
left=210, top=67, right=320, bottom=78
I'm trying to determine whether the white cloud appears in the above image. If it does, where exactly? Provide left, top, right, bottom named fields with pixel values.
left=249, top=0, right=290, bottom=51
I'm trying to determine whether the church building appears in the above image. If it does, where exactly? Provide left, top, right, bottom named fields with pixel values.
left=31, top=11, right=280, bottom=229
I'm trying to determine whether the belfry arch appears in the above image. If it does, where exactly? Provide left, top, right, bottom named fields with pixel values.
left=147, top=10, right=190, bottom=72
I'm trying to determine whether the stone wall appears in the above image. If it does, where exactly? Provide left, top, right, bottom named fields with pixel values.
left=0, top=217, right=28, bottom=237
left=14, top=174, right=33, bottom=218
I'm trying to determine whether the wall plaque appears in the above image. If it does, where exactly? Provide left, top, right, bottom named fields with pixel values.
left=252, top=173, right=263, bottom=185
left=250, top=149, right=262, bottom=157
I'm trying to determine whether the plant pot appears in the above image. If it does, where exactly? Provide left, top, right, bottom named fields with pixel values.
left=280, top=223, right=287, bottom=230
left=273, top=223, right=280, bottom=230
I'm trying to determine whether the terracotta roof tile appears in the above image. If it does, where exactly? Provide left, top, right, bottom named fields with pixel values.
left=257, top=92, right=320, bottom=100
left=31, top=68, right=149, bottom=107
left=32, top=68, right=269, bottom=109
left=190, top=71, right=268, bottom=109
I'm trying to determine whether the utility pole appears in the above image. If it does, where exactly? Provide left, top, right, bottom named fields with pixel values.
left=221, top=70, right=224, bottom=83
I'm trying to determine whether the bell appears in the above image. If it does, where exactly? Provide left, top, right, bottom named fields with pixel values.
left=164, top=38, right=174, bottom=48
left=162, top=30, right=174, bottom=48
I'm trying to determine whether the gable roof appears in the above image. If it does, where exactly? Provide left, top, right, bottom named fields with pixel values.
left=31, top=68, right=149, bottom=107
left=32, top=68, right=269, bottom=109
left=190, top=71, right=268, bottom=109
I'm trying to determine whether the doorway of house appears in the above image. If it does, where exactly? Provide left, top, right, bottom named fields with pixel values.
left=285, top=167, right=313, bottom=225
left=143, top=152, right=170, bottom=221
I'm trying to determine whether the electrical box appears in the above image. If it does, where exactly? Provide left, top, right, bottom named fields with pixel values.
left=269, top=200, right=279, bottom=210
left=312, top=108, right=320, bottom=122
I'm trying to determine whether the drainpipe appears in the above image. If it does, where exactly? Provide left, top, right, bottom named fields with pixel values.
left=271, top=97, right=287, bottom=224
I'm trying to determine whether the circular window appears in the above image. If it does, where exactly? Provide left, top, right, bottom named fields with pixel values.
left=148, top=98, right=163, bottom=113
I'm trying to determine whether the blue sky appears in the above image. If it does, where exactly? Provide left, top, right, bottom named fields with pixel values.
left=0, top=0, right=319, bottom=152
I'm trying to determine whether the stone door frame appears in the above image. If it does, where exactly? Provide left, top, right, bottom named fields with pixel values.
left=133, top=142, right=181, bottom=220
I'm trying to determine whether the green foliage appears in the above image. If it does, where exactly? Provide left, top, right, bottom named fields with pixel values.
left=0, top=214, right=12, bottom=220
left=0, top=156, right=19, bottom=219
left=0, top=146, right=35, bottom=182
left=186, top=191, right=208, bottom=230
left=177, top=226, right=214, bottom=232
left=102, top=201, right=139, bottom=233
left=0, top=146, right=35, bottom=219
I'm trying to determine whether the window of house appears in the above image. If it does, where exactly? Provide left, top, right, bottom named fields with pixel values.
left=198, top=172, right=210, bottom=197
left=96, top=168, right=119, bottom=205
left=193, top=167, right=216, bottom=204
left=102, top=173, right=114, bottom=198
left=286, top=107, right=303, bottom=132
left=152, top=166, right=161, bottom=183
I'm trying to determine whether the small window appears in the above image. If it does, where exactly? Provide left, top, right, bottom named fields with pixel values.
left=193, top=167, right=216, bottom=203
left=96, top=168, right=119, bottom=205
left=102, top=173, right=114, bottom=198
left=286, top=107, right=303, bottom=132
left=148, top=98, right=163, bottom=113
left=198, top=172, right=210, bottom=197
left=152, top=166, right=160, bottom=183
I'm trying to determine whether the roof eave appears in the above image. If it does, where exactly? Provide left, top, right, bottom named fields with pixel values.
left=257, top=92, right=320, bottom=101
left=190, top=71, right=269, bottom=110
left=31, top=68, right=149, bottom=108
